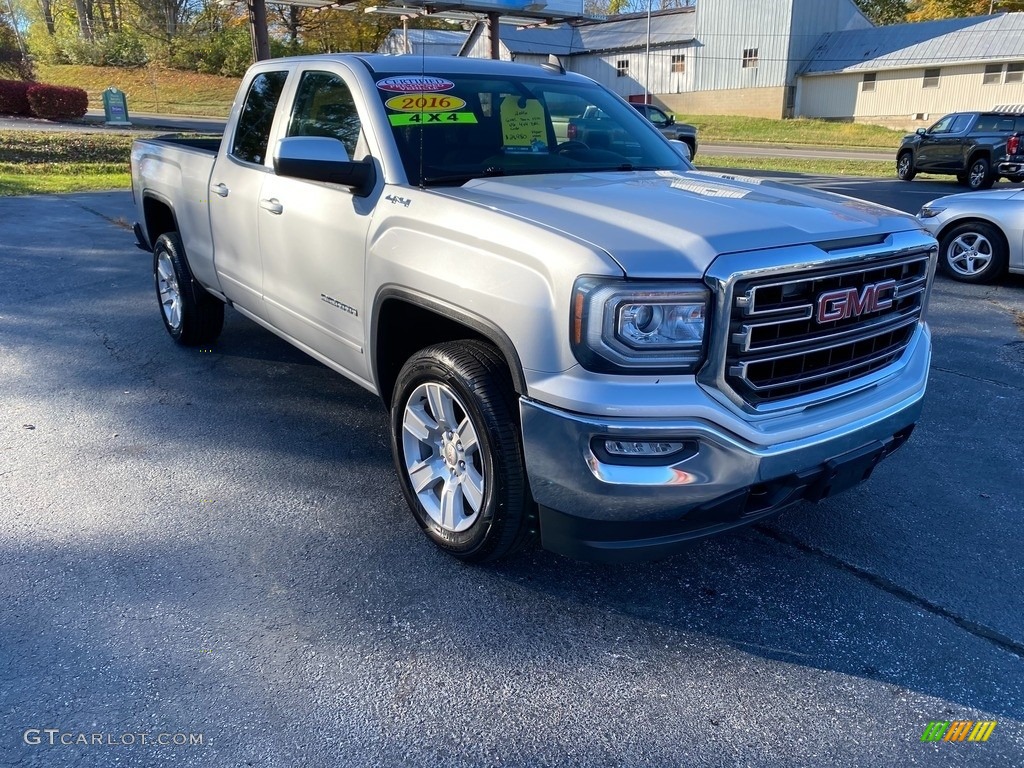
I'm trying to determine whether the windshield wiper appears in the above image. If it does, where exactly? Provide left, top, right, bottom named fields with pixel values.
left=421, top=167, right=507, bottom=186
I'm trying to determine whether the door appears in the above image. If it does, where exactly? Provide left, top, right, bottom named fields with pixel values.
left=209, top=69, right=290, bottom=314
left=257, top=68, right=376, bottom=382
left=916, top=113, right=968, bottom=171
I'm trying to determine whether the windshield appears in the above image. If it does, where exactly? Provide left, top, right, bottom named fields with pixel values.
left=373, top=72, right=690, bottom=186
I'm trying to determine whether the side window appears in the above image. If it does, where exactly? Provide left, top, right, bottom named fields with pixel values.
left=928, top=115, right=954, bottom=134
left=974, top=116, right=998, bottom=132
left=287, top=71, right=362, bottom=158
left=232, top=71, right=289, bottom=165
left=950, top=114, right=972, bottom=133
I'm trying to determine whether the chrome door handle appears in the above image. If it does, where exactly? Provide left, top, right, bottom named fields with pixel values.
left=211, top=183, right=229, bottom=198
left=259, top=198, right=283, bottom=215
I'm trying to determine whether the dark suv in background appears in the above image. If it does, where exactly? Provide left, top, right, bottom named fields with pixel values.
left=631, top=103, right=699, bottom=158
left=896, top=111, right=1024, bottom=190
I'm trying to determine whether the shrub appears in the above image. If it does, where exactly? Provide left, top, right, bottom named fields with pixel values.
left=26, top=84, right=89, bottom=120
left=0, top=79, right=32, bottom=115
left=101, top=32, right=149, bottom=68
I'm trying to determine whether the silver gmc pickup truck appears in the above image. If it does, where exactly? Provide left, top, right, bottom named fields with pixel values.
left=131, top=54, right=937, bottom=563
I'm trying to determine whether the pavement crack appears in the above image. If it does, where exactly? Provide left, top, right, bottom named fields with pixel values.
left=72, top=201, right=134, bottom=232
left=930, top=365, right=1021, bottom=392
left=755, top=525, right=1024, bottom=660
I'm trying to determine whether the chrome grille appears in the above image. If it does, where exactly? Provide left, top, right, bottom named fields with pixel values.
left=725, top=252, right=931, bottom=405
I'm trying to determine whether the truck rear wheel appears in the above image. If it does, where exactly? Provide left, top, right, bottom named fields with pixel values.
left=153, top=232, right=224, bottom=346
left=390, top=340, right=533, bottom=562
left=965, top=157, right=994, bottom=190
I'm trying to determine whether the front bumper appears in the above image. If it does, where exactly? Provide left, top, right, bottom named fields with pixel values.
left=520, top=342, right=928, bottom=563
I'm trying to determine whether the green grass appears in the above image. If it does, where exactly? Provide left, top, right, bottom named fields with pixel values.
left=0, top=131, right=135, bottom=195
left=0, top=129, right=897, bottom=196
left=34, top=63, right=240, bottom=117
left=696, top=154, right=893, bottom=178
left=677, top=114, right=905, bottom=150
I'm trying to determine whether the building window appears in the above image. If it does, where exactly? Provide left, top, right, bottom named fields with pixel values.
left=671, top=54, right=686, bottom=73
left=1006, top=62, right=1024, bottom=83
left=923, top=68, right=941, bottom=88
left=616, top=60, right=629, bottom=78
left=742, top=48, right=759, bottom=69
left=861, top=72, right=876, bottom=92
left=983, top=64, right=1003, bottom=85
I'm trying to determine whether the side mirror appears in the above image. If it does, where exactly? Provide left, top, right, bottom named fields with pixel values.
left=916, top=128, right=927, bottom=136
left=273, top=136, right=375, bottom=196
left=668, top=139, right=692, bottom=162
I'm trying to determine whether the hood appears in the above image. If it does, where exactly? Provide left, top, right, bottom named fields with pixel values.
left=925, top=188, right=1024, bottom=207
left=439, top=170, right=919, bottom=277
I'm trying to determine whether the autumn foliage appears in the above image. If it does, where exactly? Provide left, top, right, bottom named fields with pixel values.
left=0, top=79, right=32, bottom=115
left=25, top=84, right=89, bottom=120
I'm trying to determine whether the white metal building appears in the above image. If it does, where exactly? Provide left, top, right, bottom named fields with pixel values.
left=378, top=28, right=470, bottom=57
left=453, top=0, right=1024, bottom=122
left=459, top=0, right=870, bottom=118
left=797, top=13, right=1024, bottom=125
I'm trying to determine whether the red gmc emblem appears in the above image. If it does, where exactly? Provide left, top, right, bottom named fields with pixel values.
left=816, top=279, right=896, bottom=323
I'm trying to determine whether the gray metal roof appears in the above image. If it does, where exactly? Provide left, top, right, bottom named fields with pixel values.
left=464, top=7, right=694, bottom=57
left=577, top=8, right=695, bottom=53
left=802, top=12, right=1024, bottom=75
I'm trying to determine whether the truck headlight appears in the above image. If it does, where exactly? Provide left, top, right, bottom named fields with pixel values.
left=571, top=278, right=710, bottom=373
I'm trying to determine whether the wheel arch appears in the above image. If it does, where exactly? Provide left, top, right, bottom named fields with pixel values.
left=936, top=215, right=1007, bottom=248
left=372, top=288, right=527, bottom=408
left=141, top=192, right=180, bottom=249
left=966, top=148, right=992, bottom=167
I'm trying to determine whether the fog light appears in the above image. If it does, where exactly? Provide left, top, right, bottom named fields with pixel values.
left=604, top=440, right=685, bottom=457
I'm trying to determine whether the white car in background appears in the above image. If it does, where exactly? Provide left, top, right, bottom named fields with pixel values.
left=918, top=189, right=1024, bottom=283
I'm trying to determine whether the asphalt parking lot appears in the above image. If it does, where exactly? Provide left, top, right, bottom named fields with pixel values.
left=1, top=179, right=1023, bottom=767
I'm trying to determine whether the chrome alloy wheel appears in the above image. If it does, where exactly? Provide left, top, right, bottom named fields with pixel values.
left=897, top=154, right=912, bottom=177
left=401, top=381, right=485, bottom=533
left=156, top=250, right=183, bottom=331
left=969, top=160, right=988, bottom=189
left=946, top=230, right=993, bottom=277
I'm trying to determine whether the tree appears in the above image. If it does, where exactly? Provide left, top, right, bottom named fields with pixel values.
left=907, top=0, right=1024, bottom=20
left=855, top=0, right=911, bottom=25
left=1, top=5, right=32, bottom=78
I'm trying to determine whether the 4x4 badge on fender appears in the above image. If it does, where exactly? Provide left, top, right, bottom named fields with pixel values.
left=816, top=279, right=896, bottom=323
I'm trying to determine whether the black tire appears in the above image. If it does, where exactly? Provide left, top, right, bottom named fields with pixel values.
left=938, top=221, right=1008, bottom=283
left=965, top=156, right=994, bottom=190
left=152, top=232, right=224, bottom=346
left=390, top=340, right=534, bottom=562
left=896, top=151, right=916, bottom=181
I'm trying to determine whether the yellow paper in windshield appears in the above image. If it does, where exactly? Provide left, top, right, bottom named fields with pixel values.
left=500, top=96, right=547, bottom=153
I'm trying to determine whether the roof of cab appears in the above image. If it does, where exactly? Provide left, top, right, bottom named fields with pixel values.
left=254, top=53, right=580, bottom=80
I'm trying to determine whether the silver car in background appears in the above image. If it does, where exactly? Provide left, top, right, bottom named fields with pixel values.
left=918, top=189, right=1024, bottom=283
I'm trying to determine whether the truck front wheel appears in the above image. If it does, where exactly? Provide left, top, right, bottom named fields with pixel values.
left=896, top=151, right=916, bottom=181
left=390, top=341, right=533, bottom=562
left=153, top=232, right=224, bottom=347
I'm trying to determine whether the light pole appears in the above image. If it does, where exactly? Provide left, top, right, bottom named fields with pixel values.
left=644, top=0, right=652, bottom=104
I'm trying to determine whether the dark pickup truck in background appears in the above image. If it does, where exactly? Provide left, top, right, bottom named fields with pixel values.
left=631, top=103, right=699, bottom=158
left=997, top=131, right=1024, bottom=180
left=896, top=111, right=1024, bottom=190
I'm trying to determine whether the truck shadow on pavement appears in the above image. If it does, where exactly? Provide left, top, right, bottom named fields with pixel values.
left=3, top=191, right=1022, bottom=765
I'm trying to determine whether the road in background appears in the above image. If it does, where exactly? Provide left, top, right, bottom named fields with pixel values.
left=1, top=181, right=1022, bottom=767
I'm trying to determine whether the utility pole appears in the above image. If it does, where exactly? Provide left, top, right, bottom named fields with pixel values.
left=644, top=0, right=652, bottom=104
left=247, top=0, right=271, bottom=61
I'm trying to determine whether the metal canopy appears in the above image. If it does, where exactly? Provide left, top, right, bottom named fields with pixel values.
left=366, top=0, right=593, bottom=59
